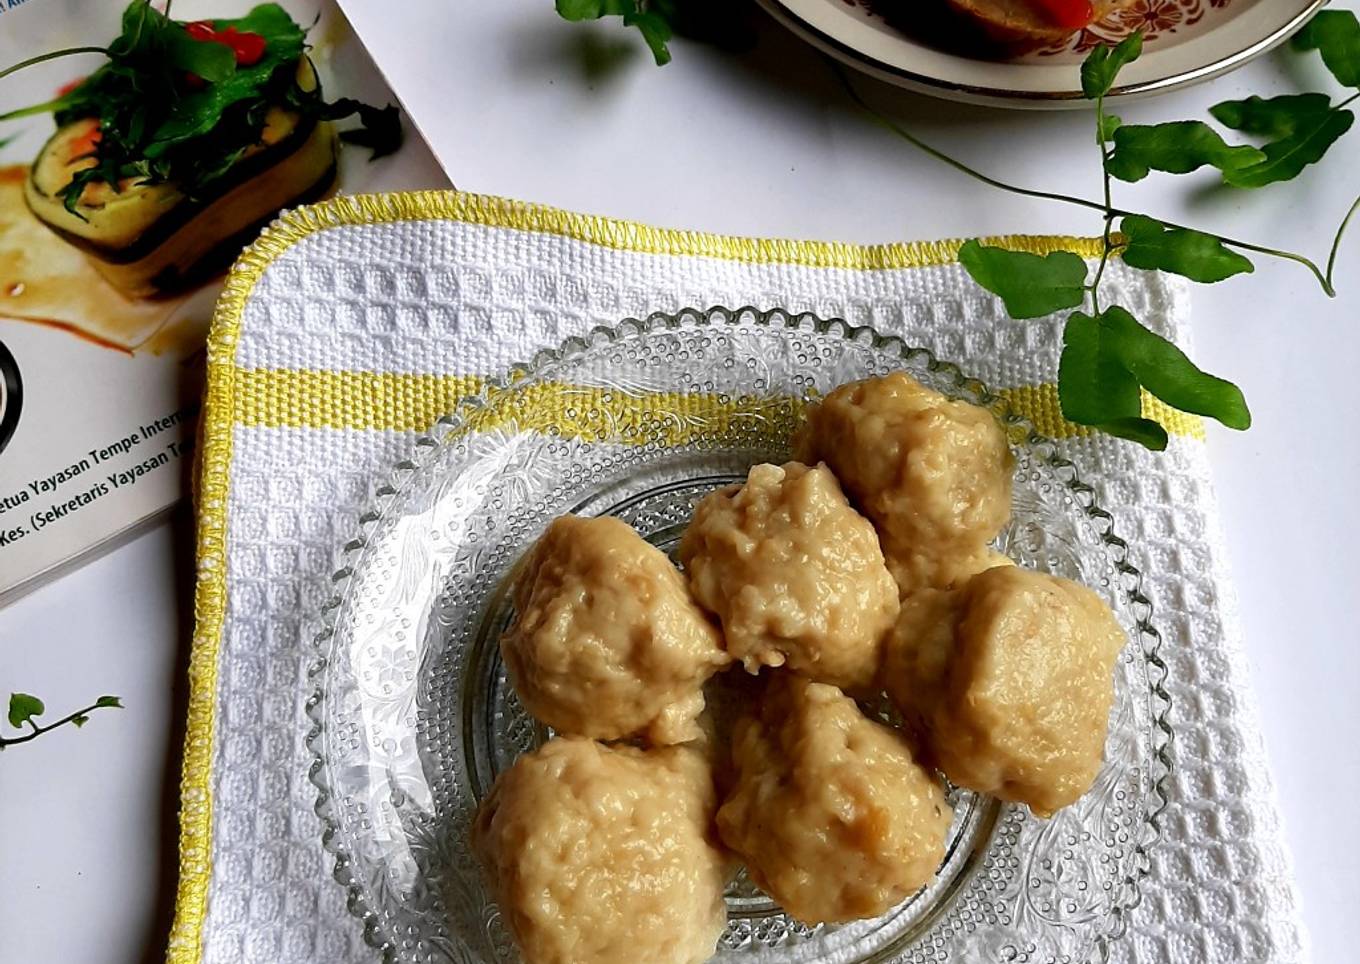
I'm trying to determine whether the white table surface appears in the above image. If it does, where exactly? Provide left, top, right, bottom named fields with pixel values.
left=3, top=3, right=1358, bottom=962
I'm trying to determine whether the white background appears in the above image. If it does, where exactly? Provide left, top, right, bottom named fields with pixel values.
left=3, top=1, right=1359, bottom=962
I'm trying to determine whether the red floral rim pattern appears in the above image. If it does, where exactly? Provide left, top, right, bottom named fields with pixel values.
left=1036, top=0, right=1234, bottom=55
left=844, top=0, right=1237, bottom=57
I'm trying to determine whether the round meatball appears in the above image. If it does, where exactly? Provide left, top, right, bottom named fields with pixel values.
left=883, top=566, right=1126, bottom=817
left=472, top=738, right=729, bottom=964
left=795, top=372, right=1015, bottom=581
left=502, top=515, right=728, bottom=745
left=678, top=462, right=899, bottom=691
left=716, top=675, right=952, bottom=924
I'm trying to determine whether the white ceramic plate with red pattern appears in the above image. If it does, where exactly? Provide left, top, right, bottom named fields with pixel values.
left=756, top=0, right=1324, bottom=108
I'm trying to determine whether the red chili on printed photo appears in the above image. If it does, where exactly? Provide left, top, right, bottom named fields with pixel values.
left=184, top=20, right=267, bottom=68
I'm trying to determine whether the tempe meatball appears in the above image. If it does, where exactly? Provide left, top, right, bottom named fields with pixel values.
left=795, top=372, right=1014, bottom=592
left=883, top=566, right=1126, bottom=817
left=716, top=676, right=952, bottom=924
left=502, top=515, right=728, bottom=745
left=678, top=462, right=899, bottom=691
left=472, top=738, right=729, bottom=964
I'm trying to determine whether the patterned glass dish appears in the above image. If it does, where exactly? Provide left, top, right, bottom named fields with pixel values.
left=306, top=306, right=1172, bottom=964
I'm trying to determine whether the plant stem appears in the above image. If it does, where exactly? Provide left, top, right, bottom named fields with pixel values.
left=0, top=702, right=116, bottom=748
left=1327, top=191, right=1360, bottom=290
left=835, top=64, right=1337, bottom=296
left=1089, top=94, right=1116, bottom=315
left=838, top=70, right=1113, bottom=214
left=1221, top=236, right=1336, bottom=295
left=0, top=46, right=108, bottom=84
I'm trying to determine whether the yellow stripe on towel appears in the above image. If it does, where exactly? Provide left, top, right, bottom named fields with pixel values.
left=234, top=367, right=1204, bottom=441
left=998, top=383, right=1205, bottom=442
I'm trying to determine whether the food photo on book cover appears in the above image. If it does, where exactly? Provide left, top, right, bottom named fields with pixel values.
left=0, top=0, right=420, bottom=601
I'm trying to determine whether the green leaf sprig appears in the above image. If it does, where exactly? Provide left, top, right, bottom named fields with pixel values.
left=0, top=2, right=403, bottom=218
left=556, top=0, right=677, bottom=65
left=1, top=692, right=123, bottom=750
left=840, top=11, right=1360, bottom=449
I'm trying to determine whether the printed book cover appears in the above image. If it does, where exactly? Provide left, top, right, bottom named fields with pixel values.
left=0, top=0, right=447, bottom=604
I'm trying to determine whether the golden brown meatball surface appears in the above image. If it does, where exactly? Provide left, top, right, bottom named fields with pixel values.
left=883, top=566, right=1126, bottom=817
left=472, top=738, right=729, bottom=964
left=795, top=372, right=1014, bottom=594
left=716, top=676, right=952, bottom=924
left=502, top=515, right=728, bottom=744
left=678, top=462, right=899, bottom=691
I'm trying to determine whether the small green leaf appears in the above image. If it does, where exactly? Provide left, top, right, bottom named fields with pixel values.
left=94, top=695, right=123, bottom=709
left=1107, top=121, right=1266, bottom=182
left=1058, top=306, right=1250, bottom=450
left=555, top=0, right=672, bottom=64
left=1097, top=113, right=1123, bottom=144
left=1210, top=94, right=1352, bottom=187
left=1119, top=215, right=1254, bottom=283
left=1081, top=32, right=1144, bottom=99
left=556, top=0, right=632, bottom=20
left=1049, top=312, right=1147, bottom=440
left=958, top=241, right=1088, bottom=320
left=1097, top=417, right=1172, bottom=449
left=161, top=23, right=237, bottom=83
left=1123, top=333, right=1251, bottom=431
left=71, top=715, right=90, bottom=729
left=8, top=693, right=44, bottom=728
left=557, top=0, right=604, bottom=19
left=1222, top=109, right=1354, bottom=188
left=1292, top=10, right=1360, bottom=88
left=109, top=0, right=155, bottom=58
left=1210, top=93, right=1334, bottom=139
left=624, top=10, right=674, bottom=65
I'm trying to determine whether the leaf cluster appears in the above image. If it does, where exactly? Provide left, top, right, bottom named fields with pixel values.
left=956, top=12, right=1360, bottom=448
left=1088, top=17, right=1360, bottom=190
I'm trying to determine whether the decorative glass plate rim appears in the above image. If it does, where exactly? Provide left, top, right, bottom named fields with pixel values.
left=303, top=305, right=1175, bottom=963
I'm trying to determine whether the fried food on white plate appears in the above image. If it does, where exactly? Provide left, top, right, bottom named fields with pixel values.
left=472, top=738, right=729, bottom=964
left=795, top=371, right=1014, bottom=596
left=716, top=675, right=952, bottom=924
left=883, top=565, right=1126, bottom=817
left=679, top=461, right=899, bottom=691
left=501, top=514, right=729, bottom=745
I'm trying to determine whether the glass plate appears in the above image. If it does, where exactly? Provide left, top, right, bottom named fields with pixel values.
left=306, top=306, right=1172, bottom=964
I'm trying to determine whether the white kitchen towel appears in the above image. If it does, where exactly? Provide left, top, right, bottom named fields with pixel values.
left=167, top=191, right=1306, bottom=964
